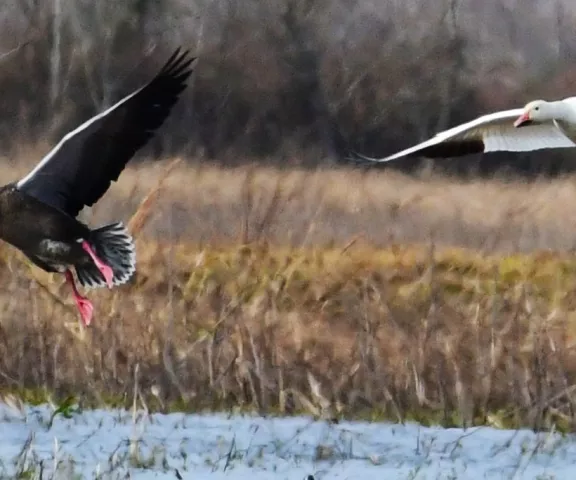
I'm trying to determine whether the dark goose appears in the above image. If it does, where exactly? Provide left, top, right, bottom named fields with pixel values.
left=0, top=47, right=195, bottom=326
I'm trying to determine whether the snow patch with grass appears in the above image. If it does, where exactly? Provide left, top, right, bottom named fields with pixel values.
left=0, top=400, right=575, bottom=479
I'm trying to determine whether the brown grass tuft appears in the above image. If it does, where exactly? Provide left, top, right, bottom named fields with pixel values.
left=127, top=157, right=183, bottom=236
left=0, top=239, right=576, bottom=430
left=4, top=153, right=576, bottom=253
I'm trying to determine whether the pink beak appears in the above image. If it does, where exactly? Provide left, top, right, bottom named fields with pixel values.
left=514, top=112, right=530, bottom=127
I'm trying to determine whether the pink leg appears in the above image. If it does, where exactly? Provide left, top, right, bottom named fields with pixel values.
left=81, top=240, right=113, bottom=289
left=65, top=270, right=93, bottom=326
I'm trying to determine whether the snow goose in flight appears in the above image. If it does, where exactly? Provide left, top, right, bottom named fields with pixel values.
left=350, top=97, right=576, bottom=163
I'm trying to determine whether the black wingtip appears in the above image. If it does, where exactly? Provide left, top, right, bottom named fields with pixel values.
left=145, top=47, right=196, bottom=101
left=346, top=150, right=382, bottom=166
left=160, top=47, right=196, bottom=77
left=161, top=46, right=183, bottom=71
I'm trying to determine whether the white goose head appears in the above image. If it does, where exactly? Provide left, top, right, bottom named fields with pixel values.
left=514, top=100, right=556, bottom=127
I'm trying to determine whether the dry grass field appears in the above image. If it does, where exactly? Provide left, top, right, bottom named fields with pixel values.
left=3, top=149, right=574, bottom=252
left=2, top=150, right=576, bottom=431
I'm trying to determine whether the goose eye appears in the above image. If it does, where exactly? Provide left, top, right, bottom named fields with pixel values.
left=535, top=107, right=540, bottom=111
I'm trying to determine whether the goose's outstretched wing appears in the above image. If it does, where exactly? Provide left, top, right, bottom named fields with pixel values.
left=17, top=47, right=195, bottom=217
left=350, top=108, right=576, bottom=164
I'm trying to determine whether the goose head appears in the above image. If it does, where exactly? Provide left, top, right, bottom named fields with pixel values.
left=514, top=100, right=554, bottom=127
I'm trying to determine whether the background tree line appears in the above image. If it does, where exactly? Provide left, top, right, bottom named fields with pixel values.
left=1, top=0, right=576, bottom=177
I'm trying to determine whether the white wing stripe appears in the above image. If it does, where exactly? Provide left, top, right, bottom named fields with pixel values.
left=16, top=86, right=145, bottom=188
left=433, top=109, right=524, bottom=142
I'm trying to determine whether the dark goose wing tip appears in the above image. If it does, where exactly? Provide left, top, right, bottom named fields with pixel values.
left=346, top=150, right=384, bottom=165
left=160, top=47, right=197, bottom=77
left=347, top=138, right=486, bottom=166
left=16, top=46, right=196, bottom=217
left=416, top=139, right=486, bottom=158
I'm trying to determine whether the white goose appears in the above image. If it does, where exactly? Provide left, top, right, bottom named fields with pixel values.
left=351, top=97, right=576, bottom=163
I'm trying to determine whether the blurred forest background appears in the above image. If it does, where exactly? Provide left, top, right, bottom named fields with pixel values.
left=1, top=0, right=576, bottom=176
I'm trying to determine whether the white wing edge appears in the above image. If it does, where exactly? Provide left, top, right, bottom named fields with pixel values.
left=16, top=86, right=145, bottom=188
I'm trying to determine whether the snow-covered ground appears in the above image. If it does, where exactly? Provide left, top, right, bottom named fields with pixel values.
left=0, top=401, right=574, bottom=479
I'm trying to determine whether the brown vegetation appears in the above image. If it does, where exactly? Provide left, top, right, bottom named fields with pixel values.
left=6, top=153, right=574, bottom=253
left=1, top=160, right=576, bottom=432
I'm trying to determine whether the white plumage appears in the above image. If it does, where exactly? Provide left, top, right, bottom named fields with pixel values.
left=351, top=97, right=576, bottom=163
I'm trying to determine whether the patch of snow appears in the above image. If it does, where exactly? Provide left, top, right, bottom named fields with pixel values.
left=0, top=402, right=575, bottom=479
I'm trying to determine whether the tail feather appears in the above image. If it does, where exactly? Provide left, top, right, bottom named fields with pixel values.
left=76, top=263, right=104, bottom=289
left=75, top=222, right=136, bottom=290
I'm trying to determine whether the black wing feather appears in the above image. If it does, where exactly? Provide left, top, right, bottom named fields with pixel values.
left=348, top=139, right=486, bottom=166
left=17, top=47, right=195, bottom=217
left=409, top=140, right=485, bottom=158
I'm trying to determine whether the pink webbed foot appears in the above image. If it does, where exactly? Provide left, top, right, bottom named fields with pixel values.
left=81, top=240, right=114, bottom=289
left=74, top=295, right=94, bottom=327
left=65, top=270, right=94, bottom=326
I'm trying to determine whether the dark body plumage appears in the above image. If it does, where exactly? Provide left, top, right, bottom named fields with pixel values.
left=0, top=47, right=195, bottom=325
left=0, top=185, right=89, bottom=272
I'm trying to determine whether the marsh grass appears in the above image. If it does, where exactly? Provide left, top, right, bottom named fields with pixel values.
left=2, top=233, right=576, bottom=431
left=4, top=148, right=576, bottom=252
left=0, top=152, right=576, bottom=431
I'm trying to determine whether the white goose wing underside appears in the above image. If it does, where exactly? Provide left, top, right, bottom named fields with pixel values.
left=353, top=108, right=576, bottom=163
